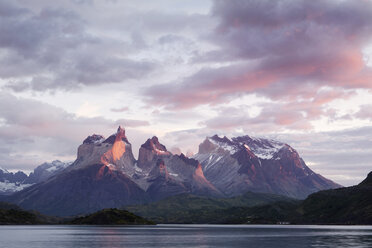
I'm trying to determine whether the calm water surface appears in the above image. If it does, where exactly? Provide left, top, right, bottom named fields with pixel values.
left=0, top=224, right=372, bottom=248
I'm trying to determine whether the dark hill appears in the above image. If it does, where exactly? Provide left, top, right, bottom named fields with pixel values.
left=359, top=171, right=372, bottom=186
left=69, top=208, right=155, bottom=225
left=125, top=192, right=297, bottom=223
left=0, top=202, right=60, bottom=224
left=298, top=171, right=372, bottom=224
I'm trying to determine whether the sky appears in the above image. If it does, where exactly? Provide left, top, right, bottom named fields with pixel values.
left=1, top=0, right=372, bottom=186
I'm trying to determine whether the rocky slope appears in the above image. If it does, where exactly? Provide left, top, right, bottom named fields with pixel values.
left=7, top=126, right=341, bottom=216
left=8, top=127, right=148, bottom=216
left=193, top=135, right=340, bottom=198
left=8, top=127, right=219, bottom=216
left=134, top=136, right=222, bottom=200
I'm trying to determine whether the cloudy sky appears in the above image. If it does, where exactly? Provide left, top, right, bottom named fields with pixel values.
left=1, top=0, right=372, bottom=186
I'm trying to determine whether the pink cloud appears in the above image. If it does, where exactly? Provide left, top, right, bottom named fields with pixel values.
left=145, top=0, right=372, bottom=111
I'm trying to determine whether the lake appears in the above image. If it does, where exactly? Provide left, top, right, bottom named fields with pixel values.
left=0, top=224, right=372, bottom=248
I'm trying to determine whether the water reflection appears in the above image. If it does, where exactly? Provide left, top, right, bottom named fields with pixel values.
left=0, top=225, right=371, bottom=248
left=311, top=232, right=372, bottom=248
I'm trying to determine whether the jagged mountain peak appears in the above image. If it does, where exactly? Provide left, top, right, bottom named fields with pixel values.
left=137, top=136, right=170, bottom=173
left=198, top=135, right=237, bottom=155
left=71, top=126, right=136, bottom=175
left=117, top=125, right=125, bottom=133
left=141, top=136, right=169, bottom=155
left=194, top=132, right=340, bottom=198
left=200, top=134, right=287, bottom=160
left=209, top=134, right=235, bottom=146
left=37, top=160, right=68, bottom=169
left=7, top=127, right=342, bottom=216
left=83, top=134, right=105, bottom=144
left=100, top=127, right=134, bottom=168
left=103, top=126, right=130, bottom=145
left=177, top=153, right=199, bottom=168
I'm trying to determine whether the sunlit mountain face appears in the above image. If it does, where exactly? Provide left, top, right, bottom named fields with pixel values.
left=5, top=127, right=339, bottom=216
left=1, top=0, right=372, bottom=188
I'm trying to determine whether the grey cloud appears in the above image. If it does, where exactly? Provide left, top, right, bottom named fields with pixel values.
left=0, top=5, right=84, bottom=57
left=355, top=104, right=372, bottom=120
left=209, top=0, right=372, bottom=61
left=0, top=93, right=151, bottom=171
left=0, top=0, right=155, bottom=92
left=120, top=10, right=212, bottom=34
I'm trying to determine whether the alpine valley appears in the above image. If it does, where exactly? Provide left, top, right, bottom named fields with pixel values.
left=3, top=126, right=340, bottom=216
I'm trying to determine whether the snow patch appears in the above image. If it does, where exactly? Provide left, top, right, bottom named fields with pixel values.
left=204, top=134, right=285, bottom=160
left=240, top=138, right=284, bottom=160
left=151, top=143, right=169, bottom=155
left=208, top=137, right=238, bottom=155
left=134, top=163, right=143, bottom=173
left=94, top=138, right=105, bottom=144
left=46, top=166, right=58, bottom=172
left=253, top=143, right=283, bottom=160
left=0, top=166, right=9, bottom=173
left=155, top=148, right=169, bottom=155
left=44, top=161, right=71, bottom=172
left=169, top=173, right=178, bottom=177
left=0, top=181, right=33, bottom=193
left=215, top=156, right=222, bottom=162
left=200, top=154, right=225, bottom=171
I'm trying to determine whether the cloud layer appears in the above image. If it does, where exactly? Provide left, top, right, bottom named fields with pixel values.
left=0, top=0, right=155, bottom=92
left=0, top=0, right=371, bottom=186
left=146, top=0, right=372, bottom=111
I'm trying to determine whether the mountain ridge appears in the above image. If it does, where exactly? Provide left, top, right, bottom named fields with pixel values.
left=193, top=134, right=340, bottom=198
left=5, top=126, right=340, bottom=216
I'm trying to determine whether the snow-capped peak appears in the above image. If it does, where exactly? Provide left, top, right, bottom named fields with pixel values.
left=207, top=135, right=238, bottom=155
left=0, top=166, right=9, bottom=174
left=202, top=134, right=285, bottom=159
left=232, top=135, right=285, bottom=160
left=39, top=160, right=71, bottom=170
left=44, top=160, right=71, bottom=172
left=83, top=134, right=105, bottom=144
left=141, top=136, right=169, bottom=155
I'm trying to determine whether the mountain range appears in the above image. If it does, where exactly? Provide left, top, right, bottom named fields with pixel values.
left=0, top=161, right=71, bottom=196
left=4, top=126, right=340, bottom=216
left=194, top=135, right=339, bottom=198
left=1, top=170, right=370, bottom=225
